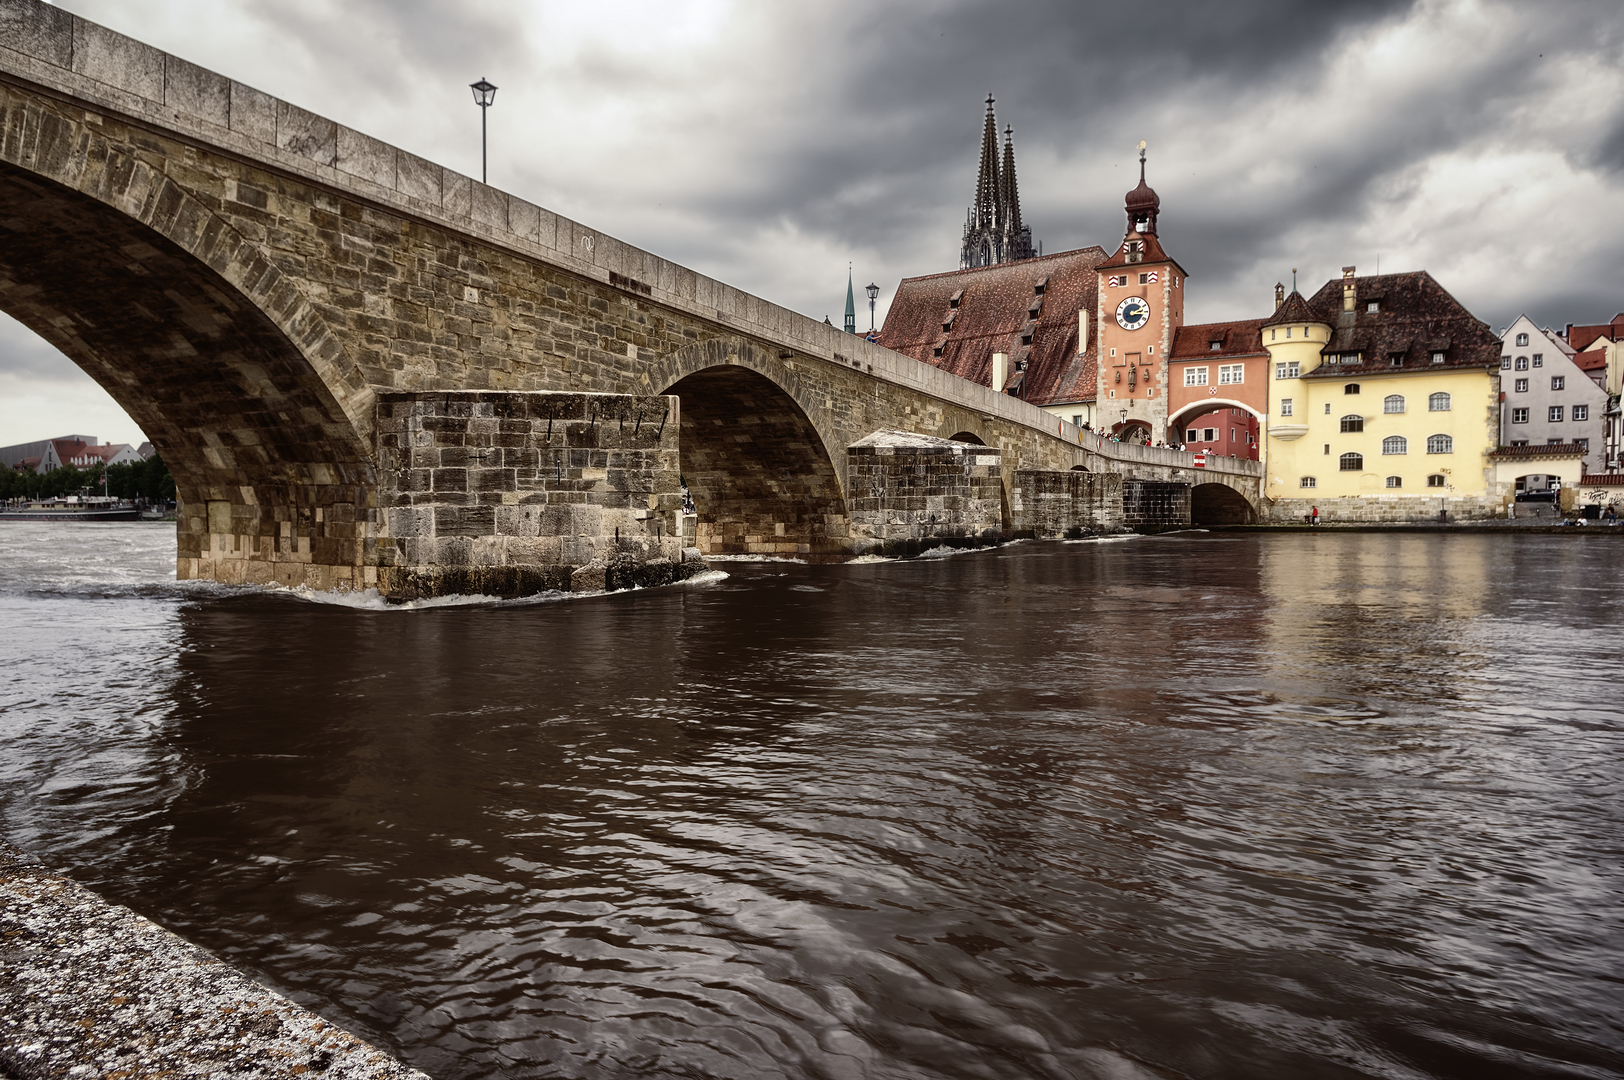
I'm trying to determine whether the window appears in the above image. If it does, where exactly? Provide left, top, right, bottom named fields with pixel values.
left=1385, top=476, right=1402, bottom=488
left=1072, top=414, right=1084, bottom=426
left=1339, top=452, right=1364, bottom=471
left=1515, top=356, right=1529, bottom=371
left=1203, top=428, right=1217, bottom=442
left=1384, top=394, right=1406, bottom=413
left=1367, top=301, right=1379, bottom=313
left=1427, top=474, right=1447, bottom=488
left=1516, top=332, right=1529, bottom=346
left=1577, top=438, right=1590, bottom=452
left=1382, top=435, right=1408, bottom=455
left=1344, top=383, right=1361, bottom=394
left=1300, top=476, right=1317, bottom=488
left=1431, top=352, right=1446, bottom=364
left=1325, top=404, right=1332, bottom=414
left=1279, top=398, right=1294, bottom=417
left=1501, top=356, right=1512, bottom=369
left=1209, top=341, right=1222, bottom=351
left=1340, top=414, right=1365, bottom=432
left=1547, top=438, right=1563, bottom=445
left=1426, top=434, right=1453, bottom=454
left=1324, top=443, right=1331, bottom=454
left=1276, top=362, right=1300, bottom=379
left=1185, top=366, right=1208, bottom=386
left=1514, top=378, right=1529, bottom=393
left=1186, top=428, right=1199, bottom=442
left=1511, top=407, right=1529, bottom=424
left=1390, top=354, right=1405, bottom=367
left=1549, top=405, right=1564, bottom=423
left=1219, top=364, right=1244, bottom=385
left=1551, top=376, right=1565, bottom=391
left=1533, top=354, right=1543, bottom=367
left=1510, top=439, right=1528, bottom=446
left=1429, top=392, right=1451, bottom=411
left=1574, top=405, right=1589, bottom=421
left=1343, top=353, right=1361, bottom=364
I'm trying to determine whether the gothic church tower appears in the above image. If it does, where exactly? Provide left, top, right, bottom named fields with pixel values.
left=960, top=96, right=1037, bottom=269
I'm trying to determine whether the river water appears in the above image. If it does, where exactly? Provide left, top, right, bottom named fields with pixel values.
left=0, top=522, right=1620, bottom=1080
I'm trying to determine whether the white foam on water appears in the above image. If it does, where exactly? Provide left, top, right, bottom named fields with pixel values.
left=700, top=554, right=808, bottom=564
left=846, top=554, right=895, bottom=564
left=269, top=568, right=730, bottom=612
left=1065, top=534, right=1141, bottom=544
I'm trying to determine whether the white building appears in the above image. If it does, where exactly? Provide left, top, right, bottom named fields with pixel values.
left=1497, top=315, right=1606, bottom=475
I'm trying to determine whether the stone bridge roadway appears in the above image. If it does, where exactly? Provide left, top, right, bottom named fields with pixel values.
left=0, top=0, right=1260, bottom=596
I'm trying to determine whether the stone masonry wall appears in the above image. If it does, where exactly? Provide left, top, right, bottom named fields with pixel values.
left=376, top=391, right=698, bottom=599
left=1011, top=470, right=1125, bottom=537
left=1122, top=481, right=1192, bottom=529
left=1265, top=493, right=1510, bottom=524
left=846, top=432, right=1003, bottom=556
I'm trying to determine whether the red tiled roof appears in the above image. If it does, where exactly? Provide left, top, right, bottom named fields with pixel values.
left=1488, top=443, right=1589, bottom=459
left=1171, top=319, right=1267, bottom=361
left=1575, top=349, right=1606, bottom=371
left=1568, top=314, right=1624, bottom=352
left=1297, top=271, right=1501, bottom=376
left=878, top=247, right=1109, bottom=407
left=1580, top=474, right=1624, bottom=485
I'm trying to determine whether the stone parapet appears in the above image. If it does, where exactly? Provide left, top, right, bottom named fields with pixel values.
left=846, top=431, right=1004, bottom=555
left=1012, top=470, right=1125, bottom=537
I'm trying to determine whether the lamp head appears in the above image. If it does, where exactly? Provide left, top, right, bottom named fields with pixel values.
left=865, top=283, right=879, bottom=302
left=470, top=78, right=498, bottom=107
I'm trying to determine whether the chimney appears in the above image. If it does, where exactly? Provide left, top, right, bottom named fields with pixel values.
left=1342, top=266, right=1357, bottom=312
left=991, top=351, right=1008, bottom=393
left=1076, top=309, right=1089, bottom=356
left=1274, top=282, right=1285, bottom=310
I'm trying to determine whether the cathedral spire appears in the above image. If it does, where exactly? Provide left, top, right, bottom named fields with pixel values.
left=961, top=96, right=1037, bottom=269
left=843, top=266, right=856, bottom=335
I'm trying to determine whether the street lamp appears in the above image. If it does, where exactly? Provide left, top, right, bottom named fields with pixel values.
left=469, top=77, right=497, bottom=184
left=865, top=282, right=879, bottom=332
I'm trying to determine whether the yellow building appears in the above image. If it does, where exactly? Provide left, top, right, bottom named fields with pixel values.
left=1262, top=268, right=1504, bottom=522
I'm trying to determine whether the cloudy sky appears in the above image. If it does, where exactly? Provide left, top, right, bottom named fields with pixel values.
left=3, top=0, right=1621, bottom=448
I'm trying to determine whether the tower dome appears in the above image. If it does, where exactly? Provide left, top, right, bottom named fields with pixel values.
left=1124, top=143, right=1159, bottom=236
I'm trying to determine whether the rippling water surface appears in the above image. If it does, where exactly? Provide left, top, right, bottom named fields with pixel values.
left=2, top=522, right=1621, bottom=1080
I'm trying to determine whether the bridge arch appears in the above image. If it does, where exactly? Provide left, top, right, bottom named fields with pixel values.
left=1191, top=481, right=1257, bottom=526
left=0, top=89, right=376, bottom=585
left=650, top=339, right=850, bottom=560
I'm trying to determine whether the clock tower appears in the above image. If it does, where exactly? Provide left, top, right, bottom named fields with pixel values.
left=1096, top=146, right=1187, bottom=442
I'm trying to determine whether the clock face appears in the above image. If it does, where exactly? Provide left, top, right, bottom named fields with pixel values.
left=1116, top=296, right=1150, bottom=331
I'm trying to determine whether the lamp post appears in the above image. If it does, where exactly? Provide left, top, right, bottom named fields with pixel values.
left=865, top=282, right=879, bottom=332
left=469, top=78, right=497, bottom=184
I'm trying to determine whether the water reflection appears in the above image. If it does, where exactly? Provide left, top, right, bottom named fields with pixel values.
left=0, top=530, right=1620, bottom=1079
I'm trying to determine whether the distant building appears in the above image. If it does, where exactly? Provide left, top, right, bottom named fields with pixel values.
left=878, top=247, right=1107, bottom=428
left=35, top=437, right=141, bottom=473
left=960, top=96, right=1037, bottom=269
left=0, top=434, right=99, bottom=470
left=1263, top=268, right=1504, bottom=519
left=1496, top=315, right=1605, bottom=474
left=1563, top=312, right=1624, bottom=468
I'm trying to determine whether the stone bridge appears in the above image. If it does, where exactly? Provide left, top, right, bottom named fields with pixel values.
left=0, top=0, right=1260, bottom=596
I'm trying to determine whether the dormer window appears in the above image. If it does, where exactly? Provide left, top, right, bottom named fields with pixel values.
left=1343, top=353, right=1361, bottom=364
left=1367, top=301, right=1379, bottom=313
left=1209, top=341, right=1222, bottom=351
left=948, top=289, right=963, bottom=309
left=1390, top=354, right=1405, bottom=366
left=1033, top=277, right=1047, bottom=295
left=1431, top=352, right=1445, bottom=364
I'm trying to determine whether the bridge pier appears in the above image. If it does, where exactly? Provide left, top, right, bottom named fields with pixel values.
left=376, top=392, right=701, bottom=600
left=846, top=432, right=1004, bottom=556
left=1011, top=470, right=1125, bottom=537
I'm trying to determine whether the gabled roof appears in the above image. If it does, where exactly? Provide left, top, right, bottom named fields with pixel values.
left=1261, top=290, right=1325, bottom=329
left=878, top=246, right=1109, bottom=407
left=1575, top=349, right=1606, bottom=371
left=1171, top=319, right=1267, bottom=361
left=1097, top=231, right=1187, bottom=276
left=1299, top=271, right=1500, bottom=377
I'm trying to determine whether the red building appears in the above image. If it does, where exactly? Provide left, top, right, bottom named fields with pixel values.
left=1167, top=318, right=1267, bottom=460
